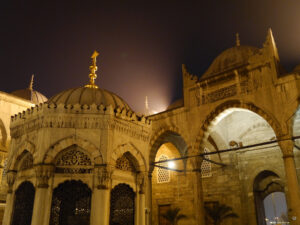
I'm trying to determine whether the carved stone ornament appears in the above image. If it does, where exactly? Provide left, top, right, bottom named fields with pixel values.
left=6, top=170, right=17, bottom=193
left=137, top=172, right=146, bottom=194
left=278, top=139, right=294, bottom=158
left=95, top=166, right=112, bottom=189
left=35, top=164, right=54, bottom=188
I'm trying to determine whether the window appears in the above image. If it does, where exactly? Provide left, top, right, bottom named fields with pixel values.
left=157, top=155, right=170, bottom=183
left=201, top=148, right=212, bottom=178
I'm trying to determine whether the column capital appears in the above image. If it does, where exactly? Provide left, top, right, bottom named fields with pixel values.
left=137, top=172, right=147, bottom=194
left=35, top=164, right=55, bottom=188
left=6, top=170, right=17, bottom=193
left=94, top=165, right=112, bottom=190
left=278, top=139, right=294, bottom=158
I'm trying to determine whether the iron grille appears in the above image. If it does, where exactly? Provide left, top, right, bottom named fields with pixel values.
left=110, top=183, right=135, bottom=225
left=50, top=180, right=91, bottom=225
left=11, top=181, right=35, bottom=225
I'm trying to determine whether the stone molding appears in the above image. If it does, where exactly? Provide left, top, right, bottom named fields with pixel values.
left=94, top=165, right=112, bottom=189
left=35, top=164, right=54, bottom=188
left=110, top=143, right=147, bottom=172
left=11, top=111, right=151, bottom=142
left=43, top=135, right=103, bottom=164
left=137, top=172, right=147, bottom=194
left=278, top=139, right=294, bottom=157
left=11, top=103, right=151, bottom=125
left=9, top=140, right=35, bottom=171
left=194, top=100, right=283, bottom=151
left=6, top=170, right=17, bottom=193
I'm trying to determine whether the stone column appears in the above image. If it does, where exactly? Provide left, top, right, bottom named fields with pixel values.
left=2, top=170, right=16, bottom=225
left=90, top=165, right=112, bottom=225
left=194, top=157, right=205, bottom=225
left=146, top=173, right=152, bottom=225
left=279, top=140, right=300, bottom=225
left=31, top=164, right=54, bottom=225
left=137, top=172, right=146, bottom=225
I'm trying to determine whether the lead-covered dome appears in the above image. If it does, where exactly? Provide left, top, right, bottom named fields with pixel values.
left=202, top=45, right=259, bottom=79
left=48, top=87, right=131, bottom=110
left=11, top=88, right=48, bottom=104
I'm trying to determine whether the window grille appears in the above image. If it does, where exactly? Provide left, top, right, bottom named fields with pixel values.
left=116, top=154, right=135, bottom=172
left=55, top=147, right=92, bottom=174
left=157, top=155, right=170, bottom=183
left=201, top=148, right=212, bottom=178
left=1, top=158, right=7, bottom=184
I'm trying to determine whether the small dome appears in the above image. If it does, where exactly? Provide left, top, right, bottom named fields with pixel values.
left=11, top=88, right=48, bottom=104
left=202, top=45, right=259, bottom=79
left=167, top=99, right=183, bottom=110
left=293, top=64, right=300, bottom=73
left=48, top=87, right=131, bottom=110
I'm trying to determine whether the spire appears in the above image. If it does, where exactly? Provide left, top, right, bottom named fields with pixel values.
left=264, top=28, right=279, bottom=60
left=28, top=74, right=34, bottom=90
left=85, top=50, right=99, bottom=89
left=236, top=33, right=240, bottom=47
left=145, top=96, right=150, bottom=115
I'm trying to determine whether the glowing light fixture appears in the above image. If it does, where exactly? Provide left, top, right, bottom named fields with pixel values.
left=168, top=161, right=176, bottom=169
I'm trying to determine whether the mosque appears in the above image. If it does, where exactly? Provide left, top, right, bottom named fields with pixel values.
left=0, top=29, right=300, bottom=225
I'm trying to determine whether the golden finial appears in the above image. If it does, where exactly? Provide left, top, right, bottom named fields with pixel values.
left=85, top=50, right=99, bottom=89
left=28, top=74, right=34, bottom=90
left=236, top=33, right=240, bottom=47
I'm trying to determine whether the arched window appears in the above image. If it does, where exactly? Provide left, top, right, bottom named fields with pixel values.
left=11, top=181, right=35, bottom=225
left=19, top=152, right=33, bottom=171
left=110, top=184, right=135, bottom=225
left=201, top=148, right=212, bottom=178
left=157, top=154, right=170, bottom=183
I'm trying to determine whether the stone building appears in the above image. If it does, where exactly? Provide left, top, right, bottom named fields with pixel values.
left=1, top=29, right=300, bottom=225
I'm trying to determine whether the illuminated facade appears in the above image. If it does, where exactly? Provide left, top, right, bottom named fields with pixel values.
left=1, top=29, right=300, bottom=225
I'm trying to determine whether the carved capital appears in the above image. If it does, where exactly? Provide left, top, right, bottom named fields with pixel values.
left=35, top=164, right=54, bottom=188
left=137, top=172, right=147, bottom=194
left=278, top=140, right=294, bottom=158
left=94, top=165, right=112, bottom=189
left=6, top=170, right=17, bottom=194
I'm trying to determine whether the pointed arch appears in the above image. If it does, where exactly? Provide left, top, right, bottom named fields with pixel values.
left=0, top=118, right=7, bottom=147
left=9, top=140, right=35, bottom=171
left=110, top=142, right=146, bottom=172
left=43, top=135, right=103, bottom=164
left=194, top=100, right=282, bottom=152
left=149, top=126, right=189, bottom=173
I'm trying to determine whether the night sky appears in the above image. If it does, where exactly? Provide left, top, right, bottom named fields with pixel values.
left=1, top=0, right=300, bottom=113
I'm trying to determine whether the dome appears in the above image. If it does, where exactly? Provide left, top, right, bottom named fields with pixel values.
left=167, top=99, right=183, bottom=110
left=11, top=88, right=48, bottom=104
left=48, top=87, right=131, bottom=110
left=293, top=64, right=300, bottom=73
left=202, top=45, right=259, bottom=79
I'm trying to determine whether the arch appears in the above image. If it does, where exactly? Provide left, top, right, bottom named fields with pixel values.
left=9, top=140, right=35, bottom=171
left=0, top=118, right=7, bottom=147
left=253, top=170, right=286, bottom=225
left=43, top=135, right=103, bottom=164
left=11, top=181, right=35, bottom=225
left=49, top=180, right=91, bottom=225
left=110, top=142, right=146, bottom=172
left=110, top=183, right=135, bottom=225
left=195, top=100, right=282, bottom=151
left=149, top=127, right=189, bottom=173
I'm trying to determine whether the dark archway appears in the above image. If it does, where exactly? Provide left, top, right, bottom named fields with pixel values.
left=253, top=171, right=285, bottom=225
left=110, top=183, right=135, bottom=225
left=49, top=180, right=91, bottom=225
left=11, top=181, right=35, bottom=225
